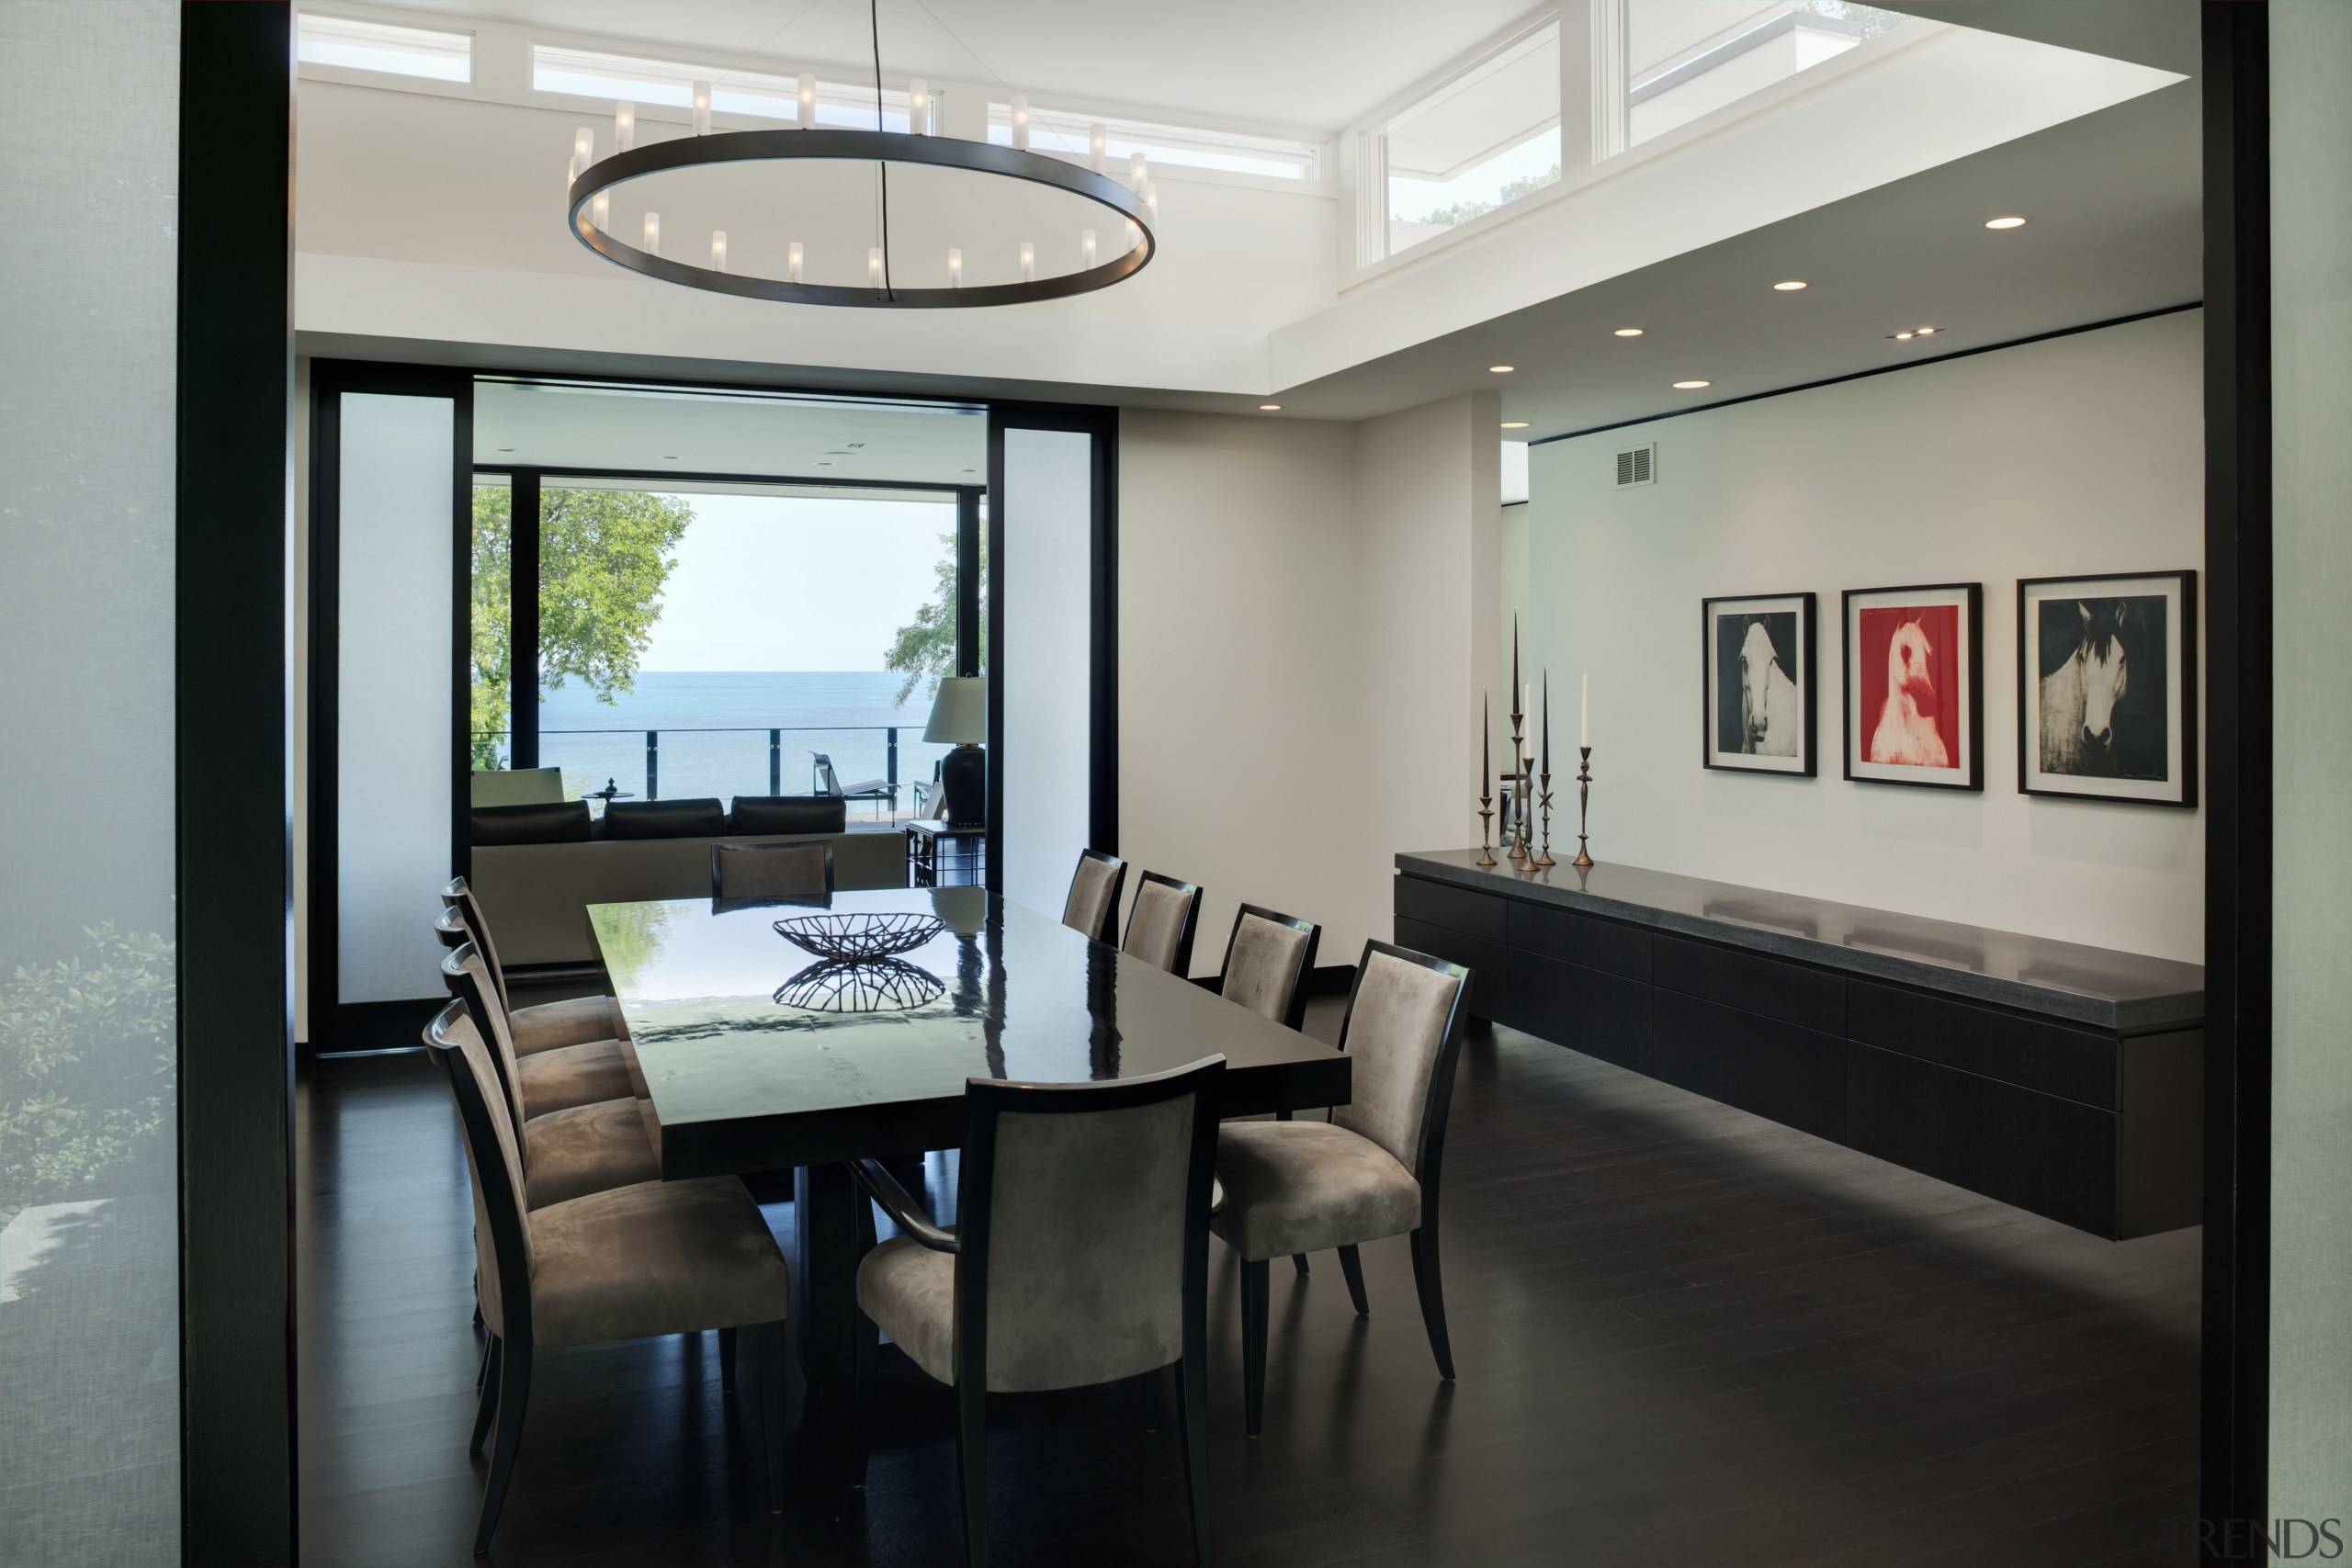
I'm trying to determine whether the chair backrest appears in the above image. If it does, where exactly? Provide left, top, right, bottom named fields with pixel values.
left=1121, top=872, right=1203, bottom=975
left=1216, top=905, right=1322, bottom=1031
left=424, top=1000, right=534, bottom=1343
left=711, top=840, right=834, bottom=903
left=471, top=766, right=565, bottom=807
left=810, top=754, right=842, bottom=795
left=956, top=1055, right=1225, bottom=1394
left=441, top=875, right=510, bottom=1013
left=442, top=941, right=529, bottom=1132
left=1331, top=941, right=1473, bottom=1179
left=1061, top=849, right=1127, bottom=943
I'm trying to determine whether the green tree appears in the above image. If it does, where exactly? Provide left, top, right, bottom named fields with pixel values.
left=884, top=530, right=983, bottom=705
left=1417, top=162, right=1564, bottom=229
left=471, top=486, right=696, bottom=767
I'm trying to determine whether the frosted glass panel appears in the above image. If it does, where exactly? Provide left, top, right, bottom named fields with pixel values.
left=998, top=428, right=1093, bottom=919
left=0, top=0, right=183, bottom=1558
left=338, top=393, right=456, bottom=1002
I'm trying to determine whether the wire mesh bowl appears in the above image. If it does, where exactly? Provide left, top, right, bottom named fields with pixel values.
left=773, top=958, right=945, bottom=1014
left=773, top=911, right=946, bottom=962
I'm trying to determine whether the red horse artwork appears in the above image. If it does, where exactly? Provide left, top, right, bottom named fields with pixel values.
left=1858, top=603, right=1959, bottom=767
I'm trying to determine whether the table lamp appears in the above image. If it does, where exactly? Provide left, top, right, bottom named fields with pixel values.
left=923, top=676, right=987, bottom=827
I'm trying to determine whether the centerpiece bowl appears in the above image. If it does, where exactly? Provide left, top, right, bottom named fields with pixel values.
left=773, top=911, right=945, bottom=963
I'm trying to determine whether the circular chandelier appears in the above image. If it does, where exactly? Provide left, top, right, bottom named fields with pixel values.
left=561, top=5, right=1157, bottom=309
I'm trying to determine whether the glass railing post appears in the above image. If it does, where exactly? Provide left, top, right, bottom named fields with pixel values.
left=887, top=727, right=899, bottom=812
left=646, top=729, right=659, bottom=800
left=769, top=728, right=782, bottom=796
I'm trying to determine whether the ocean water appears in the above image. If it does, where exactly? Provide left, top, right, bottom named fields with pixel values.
left=531, top=671, right=950, bottom=807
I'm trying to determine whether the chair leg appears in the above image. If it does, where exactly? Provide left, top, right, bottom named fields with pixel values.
left=475, top=1338, right=532, bottom=1555
left=1408, top=1224, right=1455, bottom=1382
left=1176, top=1352, right=1213, bottom=1567
left=851, top=1307, right=877, bottom=1488
left=1292, top=1252, right=1309, bottom=1276
left=718, top=1325, right=738, bottom=1397
left=1140, top=1365, right=1163, bottom=1433
left=475, top=1329, right=492, bottom=1390
left=1239, top=1257, right=1270, bottom=1438
left=1337, top=1245, right=1370, bottom=1316
left=760, top=1320, right=788, bottom=1514
left=956, top=1378, right=989, bottom=1568
left=468, top=1335, right=502, bottom=1457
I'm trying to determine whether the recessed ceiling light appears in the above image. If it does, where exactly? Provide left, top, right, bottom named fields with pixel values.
left=1894, top=332, right=1915, bottom=341
left=1772, top=280, right=1808, bottom=291
left=1672, top=379, right=1711, bottom=389
left=495, top=446, right=514, bottom=453
left=1613, top=328, right=1644, bottom=337
left=661, top=454, right=679, bottom=459
left=817, top=460, right=835, bottom=466
left=1984, top=216, right=2028, bottom=230
left=1501, top=421, right=1530, bottom=429
left=1259, top=403, right=1282, bottom=411
left=1917, top=325, right=1938, bottom=335
left=1488, top=365, right=1515, bottom=374
left=962, top=468, right=977, bottom=473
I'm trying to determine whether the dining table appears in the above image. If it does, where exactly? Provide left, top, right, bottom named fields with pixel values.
left=586, top=885, right=1353, bottom=1427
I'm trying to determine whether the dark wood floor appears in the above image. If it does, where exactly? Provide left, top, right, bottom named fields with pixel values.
left=297, top=1000, right=2199, bottom=1567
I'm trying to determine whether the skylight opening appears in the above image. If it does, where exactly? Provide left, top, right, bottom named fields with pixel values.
left=298, top=13, right=471, bottom=83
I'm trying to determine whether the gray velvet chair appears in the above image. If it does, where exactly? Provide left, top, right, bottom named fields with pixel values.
left=1061, top=848, right=1127, bottom=943
left=444, top=942, right=641, bottom=1124
left=710, top=839, right=834, bottom=903
left=1216, top=904, right=1322, bottom=1031
left=432, top=1004, right=659, bottom=1210
left=424, top=1001, right=793, bottom=1554
left=1121, top=870, right=1203, bottom=975
left=849, top=1056, right=1227, bottom=1568
left=1212, top=941, right=1473, bottom=1436
left=440, top=875, right=620, bottom=1055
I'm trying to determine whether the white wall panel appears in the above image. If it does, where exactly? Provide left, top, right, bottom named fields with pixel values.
left=336, top=392, right=455, bottom=1002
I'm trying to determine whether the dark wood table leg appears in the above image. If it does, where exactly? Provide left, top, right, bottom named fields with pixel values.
left=794, top=1163, right=860, bottom=1451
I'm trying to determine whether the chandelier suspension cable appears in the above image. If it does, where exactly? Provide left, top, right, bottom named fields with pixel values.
left=870, top=0, right=895, bottom=299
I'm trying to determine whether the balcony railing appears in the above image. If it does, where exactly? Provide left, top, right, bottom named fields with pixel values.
left=471, top=723, right=947, bottom=816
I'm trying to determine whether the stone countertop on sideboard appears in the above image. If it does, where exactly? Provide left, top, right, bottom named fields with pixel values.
left=1396, top=850, right=2204, bottom=1034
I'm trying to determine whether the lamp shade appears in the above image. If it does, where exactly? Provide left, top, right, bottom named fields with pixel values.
left=922, top=676, right=987, bottom=744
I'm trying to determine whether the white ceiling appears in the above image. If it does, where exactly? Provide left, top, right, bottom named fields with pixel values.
left=356, top=0, right=1544, bottom=131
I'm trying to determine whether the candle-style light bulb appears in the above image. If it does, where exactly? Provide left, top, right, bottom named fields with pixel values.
left=1141, top=178, right=1158, bottom=221
left=572, top=126, right=594, bottom=164
left=710, top=230, right=727, bottom=271
left=1130, top=150, right=1148, bottom=186
left=947, top=247, right=963, bottom=287
left=1080, top=228, right=1096, bottom=267
left=692, top=80, right=711, bottom=136
left=641, top=211, right=660, bottom=256
left=1019, top=241, right=1035, bottom=281
left=1125, top=218, right=1141, bottom=253
left=1010, top=95, right=1030, bottom=151
left=787, top=241, right=804, bottom=282
left=591, top=190, right=609, bottom=231
left=868, top=247, right=884, bottom=287
left=615, top=100, right=636, bottom=153
left=797, top=73, right=816, bottom=127
left=909, top=78, right=928, bottom=133
left=1090, top=122, right=1107, bottom=173
left=566, top=152, right=584, bottom=190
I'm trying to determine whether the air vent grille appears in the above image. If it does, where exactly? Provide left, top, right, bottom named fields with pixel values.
left=1614, top=443, right=1656, bottom=488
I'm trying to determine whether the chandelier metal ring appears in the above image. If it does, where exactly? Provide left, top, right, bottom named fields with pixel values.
left=567, top=129, right=1157, bottom=308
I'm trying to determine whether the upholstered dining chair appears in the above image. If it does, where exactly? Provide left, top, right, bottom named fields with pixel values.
left=711, top=839, right=834, bottom=903
left=423, top=1001, right=793, bottom=1553
left=440, top=876, right=622, bottom=1055
left=444, top=942, right=640, bottom=1125
left=849, top=1057, right=1226, bottom=1568
left=1216, top=905, right=1323, bottom=1031
left=431, top=998, right=659, bottom=1211
left=1061, top=848, right=1127, bottom=943
left=1121, top=871, right=1203, bottom=975
left=1212, top=941, right=1473, bottom=1437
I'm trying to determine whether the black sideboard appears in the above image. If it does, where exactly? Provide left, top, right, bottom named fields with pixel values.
left=1394, top=850, right=2204, bottom=1240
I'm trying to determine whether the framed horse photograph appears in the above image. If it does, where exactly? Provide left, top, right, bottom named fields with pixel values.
left=1841, top=582, right=1983, bottom=791
left=1702, top=592, right=1815, bottom=776
left=2017, top=570, right=2197, bottom=807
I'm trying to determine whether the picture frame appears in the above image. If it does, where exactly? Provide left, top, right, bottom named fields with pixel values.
left=2017, top=570, right=2197, bottom=807
left=1840, top=582, right=1983, bottom=791
left=1702, top=592, right=1816, bottom=776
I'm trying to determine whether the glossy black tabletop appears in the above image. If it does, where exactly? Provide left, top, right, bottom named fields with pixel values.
left=590, top=887, right=1350, bottom=1177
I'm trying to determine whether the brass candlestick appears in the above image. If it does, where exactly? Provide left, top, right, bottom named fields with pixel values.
left=1572, top=746, right=1595, bottom=869
left=1534, top=767, right=1556, bottom=867
left=1476, top=788, right=1497, bottom=866
left=1506, top=703, right=1531, bottom=863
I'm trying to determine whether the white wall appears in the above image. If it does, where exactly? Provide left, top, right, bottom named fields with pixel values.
left=2268, top=0, right=2352, bottom=1535
left=1525, top=311, right=2203, bottom=961
left=1119, top=393, right=1498, bottom=973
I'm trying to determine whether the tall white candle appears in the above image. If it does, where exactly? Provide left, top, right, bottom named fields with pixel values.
left=1581, top=674, right=1589, bottom=747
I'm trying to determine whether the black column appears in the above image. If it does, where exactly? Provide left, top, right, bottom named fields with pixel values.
left=175, top=3, right=297, bottom=1562
left=509, top=469, right=542, bottom=768
left=956, top=485, right=981, bottom=679
left=2199, top=4, right=2272, bottom=1561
